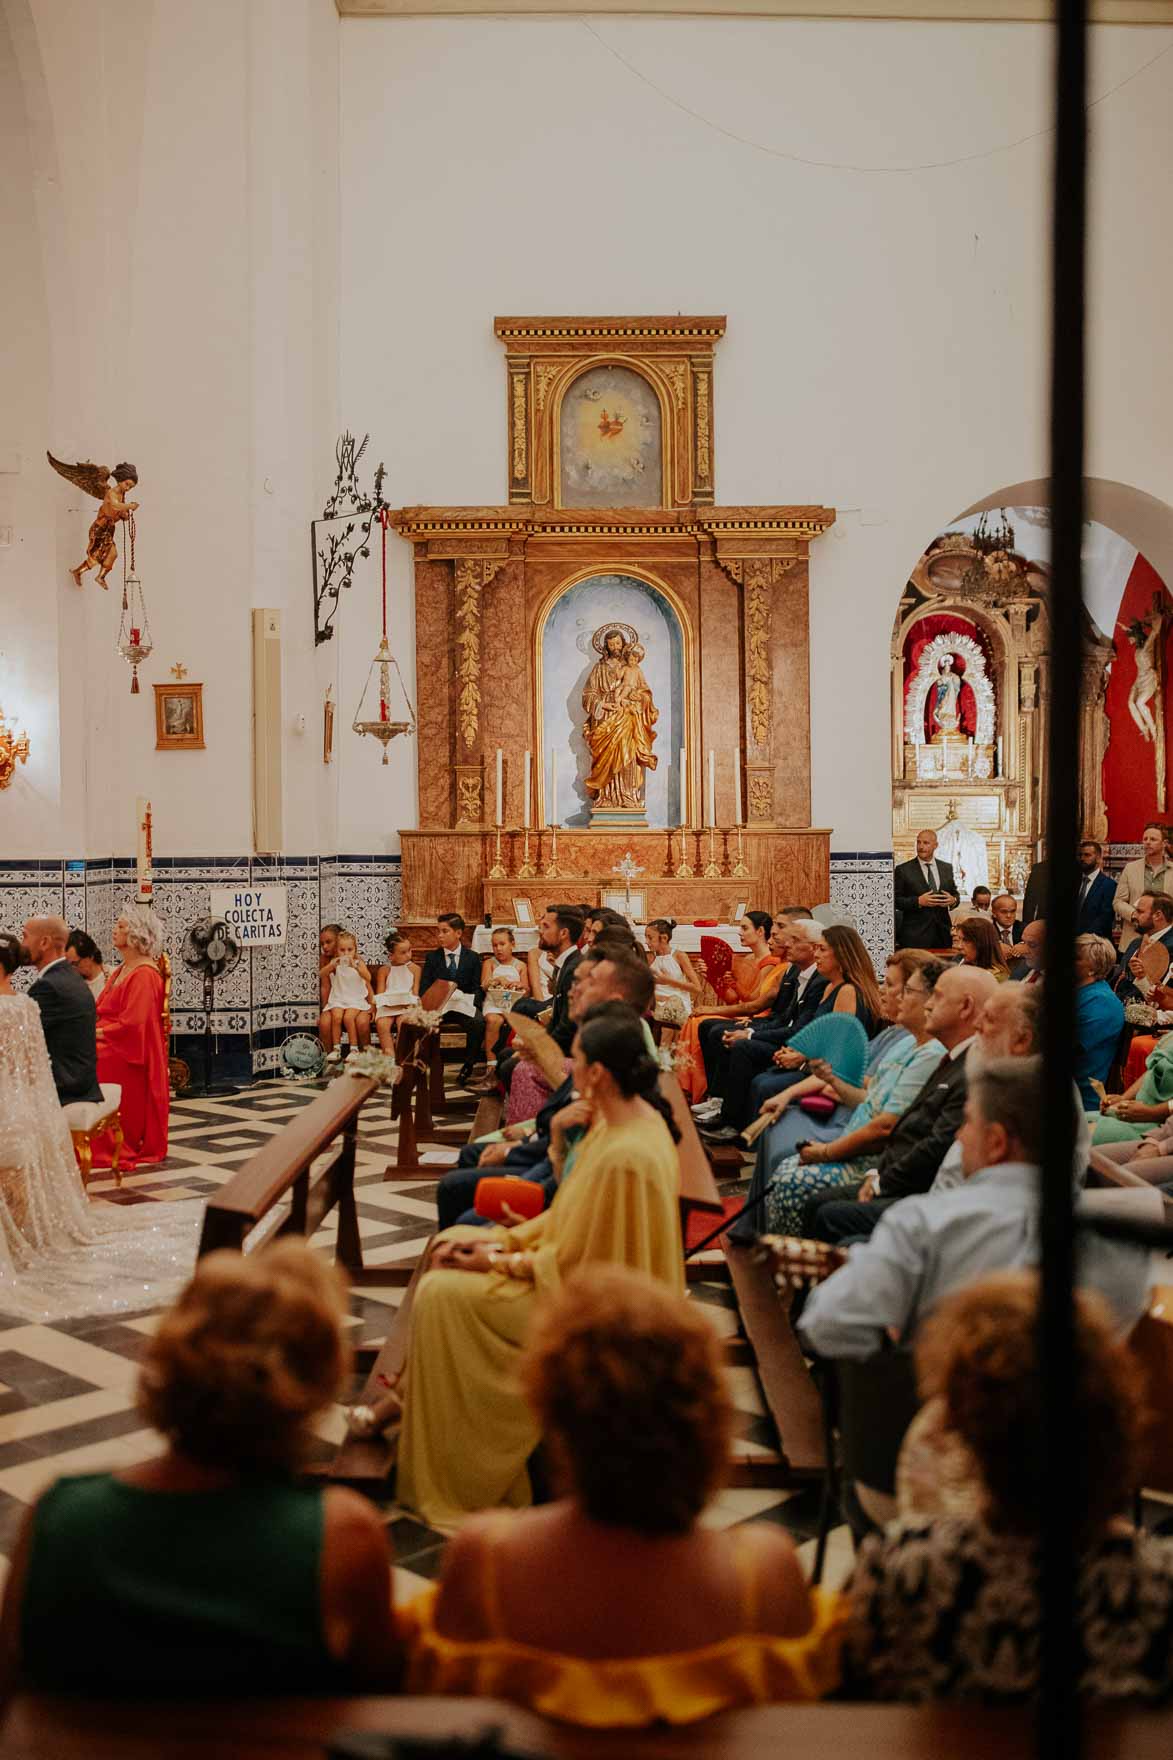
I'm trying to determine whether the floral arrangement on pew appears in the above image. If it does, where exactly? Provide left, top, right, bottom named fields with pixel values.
left=341, top=1047, right=400, bottom=1084
left=395, top=1004, right=446, bottom=1031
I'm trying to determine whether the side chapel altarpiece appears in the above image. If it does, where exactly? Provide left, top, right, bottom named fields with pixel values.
left=393, top=317, right=834, bottom=924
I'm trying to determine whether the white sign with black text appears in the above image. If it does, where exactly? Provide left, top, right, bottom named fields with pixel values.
left=209, top=885, right=288, bottom=946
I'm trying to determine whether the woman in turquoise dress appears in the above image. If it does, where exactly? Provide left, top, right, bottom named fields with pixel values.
left=760, top=956, right=947, bottom=1238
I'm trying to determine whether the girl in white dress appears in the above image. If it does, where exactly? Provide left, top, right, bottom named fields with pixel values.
left=373, top=931, right=420, bottom=1053
left=480, top=927, right=530, bottom=1060
left=645, top=918, right=701, bottom=1041
left=319, top=931, right=373, bottom=1060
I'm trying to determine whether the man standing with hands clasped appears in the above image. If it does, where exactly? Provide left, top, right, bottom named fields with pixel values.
left=893, top=830, right=959, bottom=950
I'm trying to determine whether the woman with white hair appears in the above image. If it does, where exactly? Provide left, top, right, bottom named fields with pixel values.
left=93, top=905, right=169, bottom=1169
left=1074, top=932, right=1125, bottom=1113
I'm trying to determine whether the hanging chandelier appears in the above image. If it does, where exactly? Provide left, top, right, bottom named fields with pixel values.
left=352, top=508, right=416, bottom=762
left=115, top=514, right=153, bottom=693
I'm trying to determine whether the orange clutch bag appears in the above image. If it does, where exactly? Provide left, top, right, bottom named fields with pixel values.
left=474, top=1176, right=546, bottom=1223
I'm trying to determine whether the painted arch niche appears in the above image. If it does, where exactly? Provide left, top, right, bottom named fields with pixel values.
left=557, top=365, right=664, bottom=508
left=539, top=572, right=685, bottom=829
left=891, top=497, right=1173, bottom=902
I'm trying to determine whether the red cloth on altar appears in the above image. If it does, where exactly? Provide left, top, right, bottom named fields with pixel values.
left=92, top=965, right=169, bottom=1169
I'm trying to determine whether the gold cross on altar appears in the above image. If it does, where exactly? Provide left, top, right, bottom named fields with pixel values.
left=170, top=662, right=188, bottom=681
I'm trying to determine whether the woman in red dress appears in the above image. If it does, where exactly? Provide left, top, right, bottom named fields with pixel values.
left=92, top=906, right=169, bottom=1170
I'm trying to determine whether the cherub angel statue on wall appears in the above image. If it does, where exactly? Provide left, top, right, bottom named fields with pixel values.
left=46, top=454, right=139, bottom=589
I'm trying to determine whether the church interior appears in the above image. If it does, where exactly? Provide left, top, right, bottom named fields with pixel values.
left=3, top=0, right=1173, bottom=1750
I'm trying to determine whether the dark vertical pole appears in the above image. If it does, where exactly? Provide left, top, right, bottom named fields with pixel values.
left=1041, top=0, right=1087, bottom=1753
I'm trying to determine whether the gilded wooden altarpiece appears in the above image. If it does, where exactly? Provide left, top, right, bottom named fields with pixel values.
left=392, top=317, right=835, bottom=925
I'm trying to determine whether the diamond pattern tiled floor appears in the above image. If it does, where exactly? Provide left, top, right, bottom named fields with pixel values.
left=0, top=1072, right=854, bottom=1602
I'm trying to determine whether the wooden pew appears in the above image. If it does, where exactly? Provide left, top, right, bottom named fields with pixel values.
left=387, top=1021, right=446, bottom=1178
left=5, top=1693, right=1173, bottom=1759
left=198, top=1073, right=380, bottom=1276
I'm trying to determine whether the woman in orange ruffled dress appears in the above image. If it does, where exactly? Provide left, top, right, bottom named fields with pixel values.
left=674, top=912, right=785, bottom=1104
left=92, top=905, right=169, bottom=1171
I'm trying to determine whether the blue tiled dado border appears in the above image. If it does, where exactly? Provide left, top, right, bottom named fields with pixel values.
left=4, top=849, right=903, bottom=1068
left=829, top=851, right=895, bottom=972
left=0, top=855, right=403, bottom=1077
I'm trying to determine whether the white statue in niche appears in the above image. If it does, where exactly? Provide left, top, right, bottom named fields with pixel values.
left=929, top=656, right=963, bottom=739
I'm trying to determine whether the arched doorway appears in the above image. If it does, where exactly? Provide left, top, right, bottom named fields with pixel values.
left=891, top=488, right=1173, bottom=904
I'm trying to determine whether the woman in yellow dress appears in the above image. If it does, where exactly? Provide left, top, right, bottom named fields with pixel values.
left=402, top=1264, right=845, bottom=1725
left=396, top=1006, right=684, bottom=1530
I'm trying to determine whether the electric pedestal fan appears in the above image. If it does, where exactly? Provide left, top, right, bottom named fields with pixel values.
left=181, top=916, right=243, bottom=1097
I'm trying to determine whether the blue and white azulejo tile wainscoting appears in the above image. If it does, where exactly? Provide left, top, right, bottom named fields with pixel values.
left=829, top=852, right=895, bottom=972
left=0, top=855, right=404, bottom=1077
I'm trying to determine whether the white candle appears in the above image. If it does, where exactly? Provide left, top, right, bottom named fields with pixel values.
left=999, top=837, right=1006, bottom=885
left=679, top=746, right=688, bottom=828
left=707, top=749, right=716, bottom=828
left=550, top=748, right=558, bottom=826
left=996, top=736, right=1003, bottom=776
left=495, top=748, right=503, bottom=826
left=523, top=750, right=531, bottom=828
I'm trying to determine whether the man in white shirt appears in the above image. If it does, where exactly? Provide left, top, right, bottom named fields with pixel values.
left=799, top=1057, right=1149, bottom=1359
left=1115, top=822, right=1173, bottom=929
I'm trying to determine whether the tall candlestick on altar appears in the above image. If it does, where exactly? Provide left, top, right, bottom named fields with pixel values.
left=523, top=750, right=532, bottom=828
left=679, top=746, right=688, bottom=828
left=707, top=750, right=715, bottom=828
left=996, top=736, right=1003, bottom=777
left=495, top=749, right=503, bottom=827
left=550, top=749, right=558, bottom=826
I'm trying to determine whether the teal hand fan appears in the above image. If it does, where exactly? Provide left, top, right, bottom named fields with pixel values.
left=787, top=1014, right=868, bottom=1087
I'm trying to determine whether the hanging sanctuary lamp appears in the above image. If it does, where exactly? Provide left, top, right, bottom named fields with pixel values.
left=352, top=508, right=416, bottom=762
left=115, top=514, right=153, bottom=694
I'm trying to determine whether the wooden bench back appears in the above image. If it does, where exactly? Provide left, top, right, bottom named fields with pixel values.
left=198, top=1074, right=377, bottom=1272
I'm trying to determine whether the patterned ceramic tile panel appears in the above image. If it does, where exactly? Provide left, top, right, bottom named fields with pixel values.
left=335, top=859, right=404, bottom=966
left=319, top=857, right=339, bottom=932
left=829, top=853, right=896, bottom=972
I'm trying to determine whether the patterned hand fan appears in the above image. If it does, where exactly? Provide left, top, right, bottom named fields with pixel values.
left=786, top=1014, right=869, bottom=1088
left=698, top=935, right=738, bottom=1004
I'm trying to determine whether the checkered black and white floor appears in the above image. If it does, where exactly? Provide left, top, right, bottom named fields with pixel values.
left=0, top=1075, right=854, bottom=1603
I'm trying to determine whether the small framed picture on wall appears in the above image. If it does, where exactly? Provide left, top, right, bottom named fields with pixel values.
left=512, top=897, right=535, bottom=927
left=154, top=682, right=205, bottom=750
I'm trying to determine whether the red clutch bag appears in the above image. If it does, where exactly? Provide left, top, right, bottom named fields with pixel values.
left=474, top=1176, right=546, bottom=1223
left=799, top=1095, right=837, bottom=1119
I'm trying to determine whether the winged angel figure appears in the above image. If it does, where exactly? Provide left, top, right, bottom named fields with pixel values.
left=46, top=454, right=139, bottom=589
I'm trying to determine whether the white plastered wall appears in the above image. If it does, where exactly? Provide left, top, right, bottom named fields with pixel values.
left=0, top=0, right=340, bottom=860
left=337, top=14, right=1173, bottom=852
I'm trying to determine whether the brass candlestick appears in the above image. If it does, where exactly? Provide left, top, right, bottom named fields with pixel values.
left=731, top=824, right=750, bottom=879
left=517, top=827, right=536, bottom=879
left=488, top=825, right=507, bottom=880
left=544, top=823, right=562, bottom=878
left=675, top=824, right=694, bottom=879
left=704, top=826, right=722, bottom=879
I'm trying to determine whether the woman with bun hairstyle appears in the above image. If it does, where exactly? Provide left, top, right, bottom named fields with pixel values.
left=397, top=1006, right=684, bottom=1529
left=405, top=1264, right=844, bottom=1725
left=0, top=1243, right=402, bottom=1696
left=645, top=918, right=701, bottom=1034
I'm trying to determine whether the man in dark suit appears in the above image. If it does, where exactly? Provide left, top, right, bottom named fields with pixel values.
left=696, top=918, right=829, bottom=1139
left=1076, top=839, right=1118, bottom=940
left=419, top=913, right=487, bottom=1083
left=478, top=905, right=585, bottom=1093
left=799, top=964, right=995, bottom=1246
left=991, top=891, right=1024, bottom=955
left=1115, top=892, right=1173, bottom=1004
left=893, top=830, right=958, bottom=949
left=22, top=915, right=101, bottom=1105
